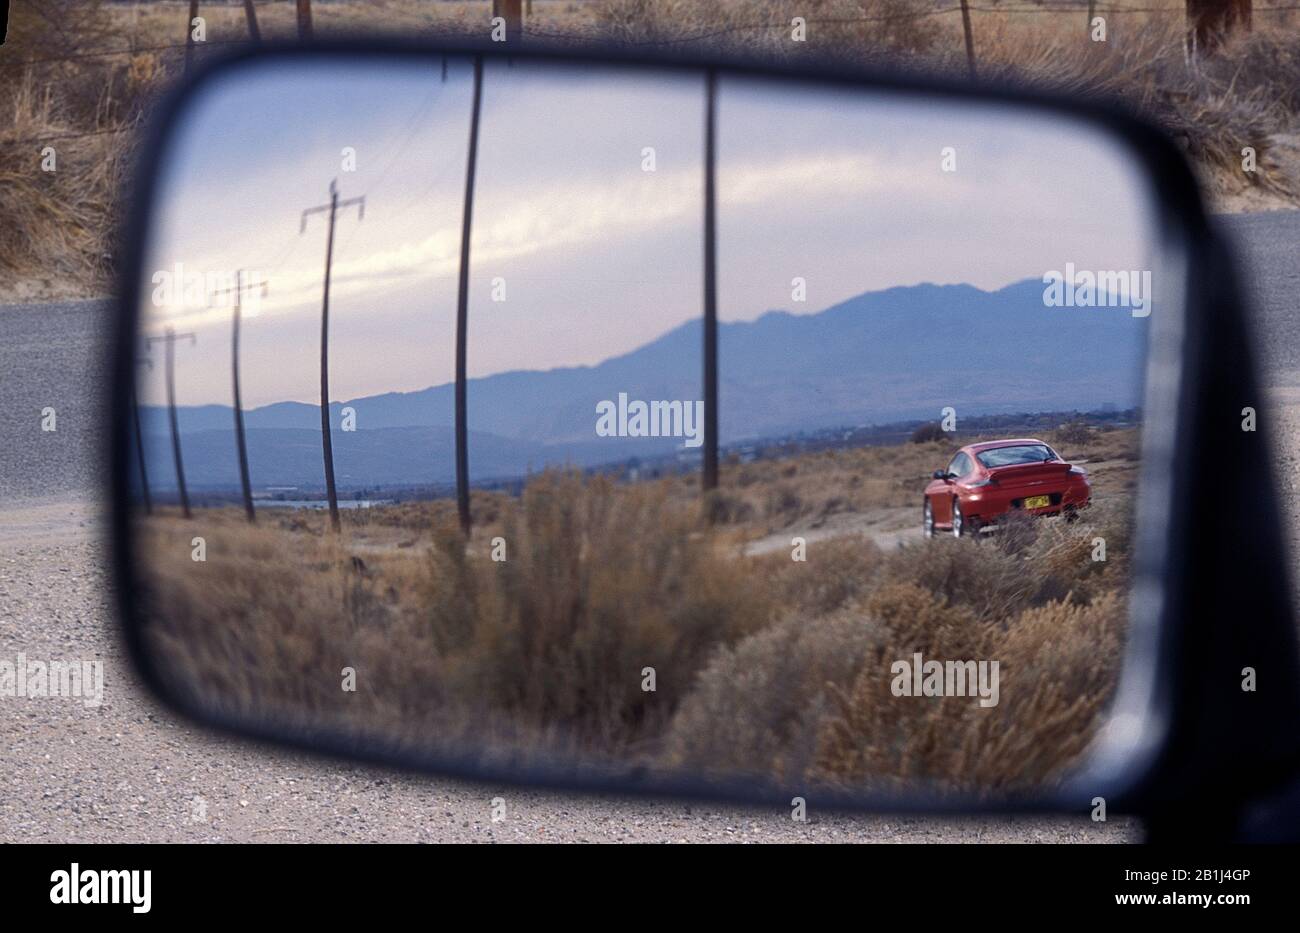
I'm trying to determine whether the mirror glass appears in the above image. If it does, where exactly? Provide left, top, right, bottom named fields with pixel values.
left=129, top=53, right=1167, bottom=796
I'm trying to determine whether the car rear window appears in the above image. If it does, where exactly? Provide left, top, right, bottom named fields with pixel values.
left=976, top=444, right=1057, bottom=468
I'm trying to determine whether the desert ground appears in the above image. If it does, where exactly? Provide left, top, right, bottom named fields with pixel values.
left=131, top=424, right=1137, bottom=796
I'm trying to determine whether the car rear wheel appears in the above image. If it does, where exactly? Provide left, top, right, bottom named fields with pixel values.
left=923, top=499, right=934, bottom=538
left=951, top=499, right=964, bottom=538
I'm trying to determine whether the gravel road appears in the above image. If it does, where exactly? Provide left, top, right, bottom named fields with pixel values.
left=5, top=209, right=1297, bottom=843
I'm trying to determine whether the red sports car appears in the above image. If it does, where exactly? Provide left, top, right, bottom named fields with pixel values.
left=922, top=438, right=1091, bottom=538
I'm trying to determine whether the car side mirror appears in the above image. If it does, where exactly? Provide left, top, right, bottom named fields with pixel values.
left=108, top=38, right=1300, bottom=839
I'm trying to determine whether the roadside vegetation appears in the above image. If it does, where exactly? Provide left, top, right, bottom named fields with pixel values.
left=137, top=424, right=1138, bottom=792
left=3, top=1, right=1298, bottom=298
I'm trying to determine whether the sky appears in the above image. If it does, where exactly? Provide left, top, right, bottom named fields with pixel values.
left=139, top=54, right=1158, bottom=410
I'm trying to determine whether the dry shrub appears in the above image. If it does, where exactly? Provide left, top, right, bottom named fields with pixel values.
left=0, top=70, right=133, bottom=287
left=814, top=592, right=1126, bottom=791
left=664, top=582, right=982, bottom=788
left=595, top=0, right=938, bottom=59
left=662, top=608, right=883, bottom=784
left=136, top=510, right=446, bottom=743
left=774, top=0, right=942, bottom=61
left=0, top=1, right=155, bottom=288
left=424, top=470, right=771, bottom=751
left=910, top=422, right=947, bottom=444
left=761, top=534, right=882, bottom=617
left=861, top=580, right=982, bottom=656
left=701, top=487, right=756, bottom=525
left=135, top=431, right=1135, bottom=784
left=972, top=11, right=1300, bottom=201
left=764, top=482, right=803, bottom=523
left=991, top=505, right=1040, bottom=557
left=595, top=0, right=705, bottom=41
left=718, top=435, right=977, bottom=531
left=886, top=499, right=1128, bottom=616
left=1054, top=420, right=1096, bottom=448
left=883, top=537, right=1036, bottom=622
left=667, top=512, right=1130, bottom=792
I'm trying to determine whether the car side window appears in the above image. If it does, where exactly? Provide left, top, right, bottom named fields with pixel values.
left=947, top=453, right=970, bottom=478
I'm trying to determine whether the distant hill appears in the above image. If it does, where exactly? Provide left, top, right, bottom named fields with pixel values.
left=138, top=278, right=1147, bottom=490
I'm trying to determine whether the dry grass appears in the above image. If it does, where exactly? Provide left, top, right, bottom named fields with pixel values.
left=136, top=507, right=447, bottom=745
left=812, top=590, right=1126, bottom=792
left=667, top=501, right=1132, bottom=791
left=423, top=472, right=771, bottom=749
left=135, top=426, right=1136, bottom=791
left=592, top=0, right=1300, bottom=204
left=0, top=1, right=140, bottom=291
left=715, top=425, right=1139, bottom=534
left=2, top=1, right=1297, bottom=294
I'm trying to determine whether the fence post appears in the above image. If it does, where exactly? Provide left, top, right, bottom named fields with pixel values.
left=183, top=0, right=199, bottom=74
left=959, top=0, right=977, bottom=79
left=1186, top=0, right=1254, bottom=61
left=296, top=0, right=313, bottom=41
left=242, top=0, right=262, bottom=42
left=493, top=0, right=524, bottom=38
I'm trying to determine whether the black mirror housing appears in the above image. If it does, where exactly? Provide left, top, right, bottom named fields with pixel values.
left=106, top=37, right=1300, bottom=841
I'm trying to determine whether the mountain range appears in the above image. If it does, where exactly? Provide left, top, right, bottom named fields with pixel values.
left=138, top=278, right=1148, bottom=491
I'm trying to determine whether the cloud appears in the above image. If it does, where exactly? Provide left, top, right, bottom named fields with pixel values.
left=142, top=147, right=953, bottom=335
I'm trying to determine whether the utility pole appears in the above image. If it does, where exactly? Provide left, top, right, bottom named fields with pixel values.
left=210, top=270, right=268, bottom=523
left=133, top=356, right=153, bottom=516
left=702, top=69, right=718, bottom=493
left=301, top=180, right=364, bottom=532
left=454, top=57, right=484, bottom=536
left=146, top=328, right=197, bottom=518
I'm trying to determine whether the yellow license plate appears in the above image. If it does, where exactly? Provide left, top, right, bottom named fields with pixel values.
left=1023, top=495, right=1051, bottom=510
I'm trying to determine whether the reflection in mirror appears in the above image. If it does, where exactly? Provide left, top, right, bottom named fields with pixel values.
left=131, top=54, right=1161, bottom=796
